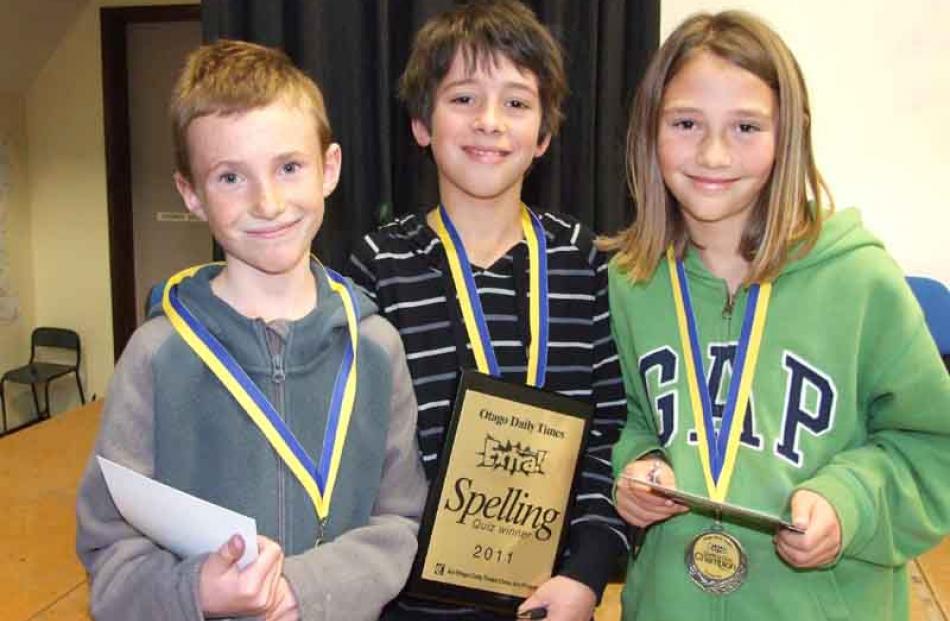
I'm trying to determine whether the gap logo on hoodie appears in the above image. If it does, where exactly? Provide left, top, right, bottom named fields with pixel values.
left=639, top=345, right=836, bottom=469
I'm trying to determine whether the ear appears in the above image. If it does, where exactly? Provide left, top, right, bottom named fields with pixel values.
left=321, top=143, right=342, bottom=198
left=174, top=171, right=207, bottom=221
left=411, top=118, right=432, bottom=148
left=534, top=132, right=552, bottom=158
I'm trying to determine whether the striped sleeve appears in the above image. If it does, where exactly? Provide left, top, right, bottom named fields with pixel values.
left=345, top=234, right=380, bottom=303
left=573, top=245, right=628, bottom=541
left=554, top=225, right=630, bottom=597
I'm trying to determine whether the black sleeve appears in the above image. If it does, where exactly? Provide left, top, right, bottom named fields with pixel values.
left=557, top=228, right=631, bottom=600
left=343, top=233, right=380, bottom=302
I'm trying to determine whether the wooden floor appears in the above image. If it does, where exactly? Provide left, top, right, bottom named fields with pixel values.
left=1, top=401, right=947, bottom=621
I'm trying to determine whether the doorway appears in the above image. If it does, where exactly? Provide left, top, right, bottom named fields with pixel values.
left=101, top=4, right=203, bottom=359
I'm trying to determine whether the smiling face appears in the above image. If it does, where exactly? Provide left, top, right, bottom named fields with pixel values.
left=411, top=50, right=550, bottom=209
left=658, top=51, right=777, bottom=243
left=174, top=99, right=341, bottom=278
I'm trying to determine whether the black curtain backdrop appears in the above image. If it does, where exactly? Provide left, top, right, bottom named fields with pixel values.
left=202, top=0, right=659, bottom=270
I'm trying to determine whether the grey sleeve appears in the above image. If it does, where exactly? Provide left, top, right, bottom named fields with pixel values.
left=282, top=315, right=428, bottom=621
left=75, top=320, right=207, bottom=621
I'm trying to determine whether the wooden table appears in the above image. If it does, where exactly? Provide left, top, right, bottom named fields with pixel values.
left=0, top=401, right=100, bottom=621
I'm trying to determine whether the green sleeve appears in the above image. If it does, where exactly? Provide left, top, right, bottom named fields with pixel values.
left=800, top=273, right=950, bottom=567
left=608, top=265, right=664, bottom=477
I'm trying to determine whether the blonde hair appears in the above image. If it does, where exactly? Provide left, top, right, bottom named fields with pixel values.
left=601, top=11, right=831, bottom=283
left=170, top=39, right=332, bottom=180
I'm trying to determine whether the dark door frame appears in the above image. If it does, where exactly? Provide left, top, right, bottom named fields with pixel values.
left=100, top=3, right=201, bottom=361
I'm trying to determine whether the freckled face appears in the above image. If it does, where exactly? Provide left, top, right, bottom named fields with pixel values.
left=174, top=100, right=341, bottom=277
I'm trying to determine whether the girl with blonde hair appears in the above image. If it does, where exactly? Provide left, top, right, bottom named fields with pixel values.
left=606, top=10, right=950, bottom=621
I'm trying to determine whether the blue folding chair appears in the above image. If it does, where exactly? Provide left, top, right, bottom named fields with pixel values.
left=906, top=276, right=950, bottom=370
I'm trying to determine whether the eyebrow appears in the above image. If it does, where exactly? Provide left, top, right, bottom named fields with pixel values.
left=662, top=105, right=773, bottom=119
left=272, top=150, right=308, bottom=162
left=440, top=78, right=538, bottom=96
left=207, top=151, right=308, bottom=171
left=207, top=159, right=242, bottom=170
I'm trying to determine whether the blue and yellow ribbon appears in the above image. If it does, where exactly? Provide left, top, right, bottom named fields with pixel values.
left=431, top=204, right=548, bottom=387
left=161, top=261, right=359, bottom=521
left=667, top=247, right=771, bottom=502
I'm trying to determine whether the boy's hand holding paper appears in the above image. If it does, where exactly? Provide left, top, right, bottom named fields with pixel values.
left=199, top=533, right=287, bottom=617
left=98, top=456, right=296, bottom=616
left=96, top=456, right=258, bottom=567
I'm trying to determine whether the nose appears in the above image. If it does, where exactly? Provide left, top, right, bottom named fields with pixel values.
left=251, top=178, right=285, bottom=219
left=472, top=100, right=506, bottom=134
left=697, top=130, right=732, bottom=169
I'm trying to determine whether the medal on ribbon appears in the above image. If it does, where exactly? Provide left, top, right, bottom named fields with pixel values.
left=685, top=525, right=748, bottom=595
left=667, top=246, right=772, bottom=594
left=431, top=204, right=549, bottom=387
left=161, top=261, right=360, bottom=522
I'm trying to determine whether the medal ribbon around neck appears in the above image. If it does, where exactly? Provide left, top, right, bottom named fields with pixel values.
left=161, top=261, right=360, bottom=521
left=431, top=204, right=549, bottom=387
left=666, top=247, right=771, bottom=502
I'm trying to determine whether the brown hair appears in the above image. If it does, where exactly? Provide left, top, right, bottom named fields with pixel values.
left=170, top=39, right=332, bottom=180
left=601, top=10, right=831, bottom=283
left=399, top=0, right=568, bottom=141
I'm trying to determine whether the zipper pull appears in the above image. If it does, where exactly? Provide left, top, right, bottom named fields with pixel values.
left=722, top=292, right=735, bottom=319
left=272, top=354, right=285, bottom=384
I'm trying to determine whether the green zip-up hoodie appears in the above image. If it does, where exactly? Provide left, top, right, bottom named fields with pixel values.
left=609, top=209, right=950, bottom=621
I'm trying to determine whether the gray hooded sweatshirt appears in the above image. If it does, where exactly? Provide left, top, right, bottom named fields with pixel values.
left=76, top=262, right=427, bottom=620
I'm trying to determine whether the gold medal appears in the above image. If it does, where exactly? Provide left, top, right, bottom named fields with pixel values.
left=685, top=525, right=747, bottom=594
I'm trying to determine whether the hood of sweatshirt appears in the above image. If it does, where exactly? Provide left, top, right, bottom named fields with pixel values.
left=162, top=259, right=378, bottom=374
left=780, top=208, right=883, bottom=277
left=682, top=208, right=883, bottom=285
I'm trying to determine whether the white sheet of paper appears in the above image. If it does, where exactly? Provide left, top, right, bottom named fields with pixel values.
left=97, top=456, right=258, bottom=569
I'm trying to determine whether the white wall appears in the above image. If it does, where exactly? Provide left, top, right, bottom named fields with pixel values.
left=0, top=93, right=36, bottom=425
left=26, top=1, right=112, bottom=413
left=661, top=0, right=949, bottom=282
left=22, top=0, right=198, bottom=417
